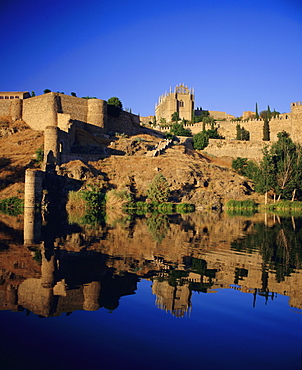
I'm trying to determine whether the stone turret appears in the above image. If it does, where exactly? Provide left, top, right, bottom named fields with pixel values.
left=10, top=98, right=23, bottom=121
left=44, top=126, right=60, bottom=169
left=87, top=98, right=107, bottom=131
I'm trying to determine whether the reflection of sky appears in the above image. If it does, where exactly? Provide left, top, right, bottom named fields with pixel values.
left=1, top=0, right=302, bottom=117
left=0, top=280, right=301, bottom=369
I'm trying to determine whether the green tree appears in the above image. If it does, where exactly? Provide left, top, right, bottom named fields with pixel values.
left=267, top=105, right=271, bottom=120
left=272, top=131, right=299, bottom=200
left=43, top=89, right=51, bottom=94
left=263, top=119, right=270, bottom=141
left=170, top=123, right=191, bottom=136
left=255, top=103, right=259, bottom=119
left=232, top=157, right=258, bottom=179
left=202, top=116, right=215, bottom=130
left=236, top=124, right=241, bottom=140
left=236, top=124, right=250, bottom=141
left=107, top=97, right=123, bottom=117
left=71, top=92, right=77, bottom=97
left=193, top=131, right=209, bottom=150
left=31, top=91, right=36, bottom=97
left=254, top=147, right=275, bottom=203
left=171, top=112, right=180, bottom=122
left=147, top=173, right=170, bottom=202
left=193, top=109, right=209, bottom=123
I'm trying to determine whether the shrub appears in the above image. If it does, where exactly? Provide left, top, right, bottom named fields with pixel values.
left=193, top=131, right=209, bottom=150
left=170, top=123, right=191, bottom=137
left=107, top=97, right=123, bottom=117
left=35, top=147, right=44, bottom=164
left=147, top=173, right=170, bottom=202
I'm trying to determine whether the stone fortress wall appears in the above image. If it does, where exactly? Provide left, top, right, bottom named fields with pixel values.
left=154, top=85, right=302, bottom=160
left=0, top=91, right=140, bottom=167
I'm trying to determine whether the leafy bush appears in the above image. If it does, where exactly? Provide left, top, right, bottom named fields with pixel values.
left=170, top=123, right=191, bottom=137
left=232, top=157, right=258, bottom=179
left=147, top=173, right=170, bottom=202
left=107, top=97, right=123, bottom=117
left=164, top=132, right=174, bottom=140
left=35, top=147, right=44, bottom=164
left=193, top=131, right=209, bottom=150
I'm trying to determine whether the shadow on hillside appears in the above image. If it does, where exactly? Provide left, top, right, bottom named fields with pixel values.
left=0, top=164, right=28, bottom=191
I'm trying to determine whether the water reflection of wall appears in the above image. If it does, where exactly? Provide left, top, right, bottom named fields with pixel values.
left=1, top=210, right=302, bottom=316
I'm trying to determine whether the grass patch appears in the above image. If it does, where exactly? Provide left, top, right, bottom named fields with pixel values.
left=126, top=201, right=195, bottom=215
left=261, top=200, right=302, bottom=216
left=225, top=199, right=258, bottom=217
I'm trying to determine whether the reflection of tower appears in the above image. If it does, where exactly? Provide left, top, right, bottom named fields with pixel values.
left=23, top=207, right=42, bottom=245
left=18, top=244, right=56, bottom=317
left=41, top=243, right=56, bottom=289
left=24, top=169, right=44, bottom=209
left=152, top=279, right=192, bottom=318
left=83, top=282, right=101, bottom=311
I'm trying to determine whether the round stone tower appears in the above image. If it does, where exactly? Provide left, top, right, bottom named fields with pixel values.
left=10, top=99, right=23, bottom=121
left=44, top=126, right=60, bottom=168
left=87, top=99, right=107, bottom=131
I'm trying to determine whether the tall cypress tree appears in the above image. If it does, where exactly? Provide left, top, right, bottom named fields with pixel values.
left=267, top=105, right=271, bottom=120
left=255, top=103, right=259, bottom=119
left=263, top=119, right=270, bottom=141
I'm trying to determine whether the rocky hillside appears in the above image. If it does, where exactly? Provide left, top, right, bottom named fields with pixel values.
left=0, top=118, right=261, bottom=207
left=0, top=116, right=43, bottom=200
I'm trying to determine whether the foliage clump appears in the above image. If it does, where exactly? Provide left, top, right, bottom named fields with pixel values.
left=146, top=173, right=170, bottom=202
left=170, top=123, right=191, bottom=137
left=193, top=129, right=222, bottom=150
left=236, top=124, right=250, bottom=141
left=232, top=131, right=302, bottom=202
left=107, top=97, right=123, bottom=117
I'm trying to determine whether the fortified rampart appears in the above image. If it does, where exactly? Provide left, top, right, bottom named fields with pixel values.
left=22, top=92, right=107, bottom=132
left=0, top=91, right=140, bottom=168
left=205, top=139, right=268, bottom=160
left=153, top=101, right=302, bottom=160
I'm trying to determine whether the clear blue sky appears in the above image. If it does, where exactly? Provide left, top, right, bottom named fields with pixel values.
left=1, top=0, right=302, bottom=117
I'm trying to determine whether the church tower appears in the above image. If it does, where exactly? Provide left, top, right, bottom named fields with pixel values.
left=155, top=84, right=194, bottom=123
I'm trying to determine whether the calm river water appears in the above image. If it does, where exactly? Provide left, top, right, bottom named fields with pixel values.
left=0, top=208, right=301, bottom=370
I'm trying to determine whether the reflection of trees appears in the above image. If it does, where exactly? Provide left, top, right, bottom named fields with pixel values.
left=146, top=214, right=169, bottom=243
left=231, top=219, right=302, bottom=282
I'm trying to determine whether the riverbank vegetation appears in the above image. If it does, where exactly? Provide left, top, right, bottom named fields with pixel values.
left=232, top=131, right=302, bottom=203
